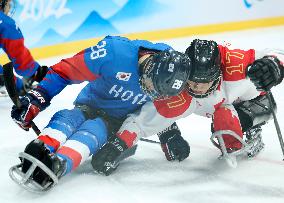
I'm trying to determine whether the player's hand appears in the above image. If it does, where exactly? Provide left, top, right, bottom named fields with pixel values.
left=158, top=122, right=190, bottom=161
left=11, top=89, right=50, bottom=131
left=91, top=135, right=129, bottom=176
left=248, top=56, right=284, bottom=91
left=33, top=65, right=49, bottom=82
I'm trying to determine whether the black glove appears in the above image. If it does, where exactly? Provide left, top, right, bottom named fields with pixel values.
left=158, top=122, right=190, bottom=161
left=11, top=89, right=50, bottom=131
left=91, top=135, right=128, bottom=176
left=34, top=65, right=49, bottom=82
left=247, top=56, right=284, bottom=91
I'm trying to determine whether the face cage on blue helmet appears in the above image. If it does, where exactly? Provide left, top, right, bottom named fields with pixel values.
left=187, top=74, right=222, bottom=98
left=139, top=77, right=161, bottom=100
left=139, top=56, right=160, bottom=100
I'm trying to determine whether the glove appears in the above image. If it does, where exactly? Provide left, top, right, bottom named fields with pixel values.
left=11, top=89, right=50, bottom=131
left=91, top=135, right=128, bottom=176
left=247, top=56, right=284, bottom=91
left=33, top=65, right=49, bottom=82
left=158, top=122, right=190, bottom=161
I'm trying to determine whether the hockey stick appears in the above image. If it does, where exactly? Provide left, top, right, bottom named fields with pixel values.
left=140, top=137, right=160, bottom=144
left=3, top=62, right=41, bottom=135
left=115, top=144, right=138, bottom=163
left=266, top=90, right=284, bottom=160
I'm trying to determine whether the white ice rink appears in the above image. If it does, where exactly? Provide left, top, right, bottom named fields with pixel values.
left=1, top=26, right=284, bottom=203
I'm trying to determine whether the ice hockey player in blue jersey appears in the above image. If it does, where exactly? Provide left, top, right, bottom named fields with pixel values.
left=0, top=0, right=48, bottom=96
left=9, top=35, right=192, bottom=192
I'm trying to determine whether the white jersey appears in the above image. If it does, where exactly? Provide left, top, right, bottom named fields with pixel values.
left=117, top=45, right=284, bottom=144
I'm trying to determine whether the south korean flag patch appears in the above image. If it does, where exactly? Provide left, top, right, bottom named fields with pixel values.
left=116, top=72, right=132, bottom=81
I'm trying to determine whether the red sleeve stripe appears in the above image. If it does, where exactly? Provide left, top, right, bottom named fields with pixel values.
left=1, top=38, right=38, bottom=76
left=51, top=51, right=99, bottom=81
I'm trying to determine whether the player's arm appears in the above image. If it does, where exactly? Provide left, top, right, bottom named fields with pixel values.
left=1, top=20, right=40, bottom=77
left=91, top=101, right=182, bottom=175
left=1, top=19, right=48, bottom=91
left=121, top=100, right=192, bottom=162
left=92, top=94, right=195, bottom=175
left=219, top=45, right=262, bottom=100
left=37, top=39, right=109, bottom=99
left=11, top=40, right=108, bottom=131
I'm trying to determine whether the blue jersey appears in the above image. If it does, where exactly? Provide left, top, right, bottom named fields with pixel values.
left=39, top=36, right=172, bottom=118
left=0, top=11, right=39, bottom=77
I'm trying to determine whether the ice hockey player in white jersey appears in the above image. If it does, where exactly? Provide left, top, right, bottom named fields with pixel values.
left=9, top=36, right=192, bottom=192
left=92, top=39, right=284, bottom=173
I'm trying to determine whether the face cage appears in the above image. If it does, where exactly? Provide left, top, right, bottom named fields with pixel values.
left=139, top=76, right=161, bottom=100
left=139, top=55, right=165, bottom=100
left=187, top=74, right=222, bottom=99
left=9, top=152, right=59, bottom=193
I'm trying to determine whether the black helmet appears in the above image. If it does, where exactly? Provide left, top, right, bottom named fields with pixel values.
left=185, top=39, right=222, bottom=98
left=140, top=49, right=191, bottom=99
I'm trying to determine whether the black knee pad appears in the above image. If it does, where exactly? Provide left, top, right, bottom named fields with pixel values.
left=234, top=94, right=276, bottom=132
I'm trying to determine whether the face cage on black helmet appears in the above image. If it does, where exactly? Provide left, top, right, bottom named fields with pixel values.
left=187, top=74, right=222, bottom=98
left=139, top=55, right=165, bottom=100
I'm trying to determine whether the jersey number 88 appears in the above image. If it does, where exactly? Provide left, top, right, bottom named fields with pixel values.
left=90, top=40, right=107, bottom=60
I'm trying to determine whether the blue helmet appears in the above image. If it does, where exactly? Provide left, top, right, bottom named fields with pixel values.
left=140, top=49, right=192, bottom=99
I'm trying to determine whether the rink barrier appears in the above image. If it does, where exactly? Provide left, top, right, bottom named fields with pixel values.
left=1, top=15, right=284, bottom=63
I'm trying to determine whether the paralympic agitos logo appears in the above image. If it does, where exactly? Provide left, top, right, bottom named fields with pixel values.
left=243, top=0, right=264, bottom=8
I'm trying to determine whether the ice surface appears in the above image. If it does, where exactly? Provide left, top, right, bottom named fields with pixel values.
left=1, top=26, right=284, bottom=203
